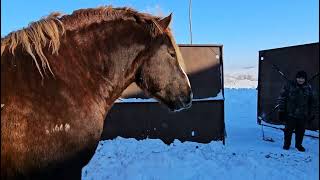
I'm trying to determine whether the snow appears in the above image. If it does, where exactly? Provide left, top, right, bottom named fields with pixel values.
left=82, top=89, right=319, bottom=180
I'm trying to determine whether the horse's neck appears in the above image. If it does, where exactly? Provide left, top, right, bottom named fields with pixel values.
left=60, top=20, right=149, bottom=105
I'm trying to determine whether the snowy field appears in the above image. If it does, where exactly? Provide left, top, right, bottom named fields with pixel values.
left=82, top=89, right=319, bottom=180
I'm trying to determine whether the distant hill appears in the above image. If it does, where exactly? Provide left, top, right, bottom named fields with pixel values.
left=224, top=67, right=258, bottom=88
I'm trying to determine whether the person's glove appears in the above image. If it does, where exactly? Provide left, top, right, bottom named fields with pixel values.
left=278, top=111, right=287, bottom=123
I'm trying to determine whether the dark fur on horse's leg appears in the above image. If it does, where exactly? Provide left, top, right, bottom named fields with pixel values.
left=27, top=161, right=82, bottom=180
left=55, top=167, right=82, bottom=180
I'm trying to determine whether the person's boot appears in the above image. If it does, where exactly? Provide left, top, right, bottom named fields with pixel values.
left=295, top=145, right=305, bottom=152
left=283, top=127, right=293, bottom=151
left=295, top=124, right=306, bottom=152
left=283, top=145, right=290, bottom=150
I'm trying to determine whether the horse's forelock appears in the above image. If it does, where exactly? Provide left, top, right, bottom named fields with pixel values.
left=165, top=31, right=186, bottom=71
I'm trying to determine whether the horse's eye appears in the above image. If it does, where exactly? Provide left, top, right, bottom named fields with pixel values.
left=169, top=51, right=176, bottom=58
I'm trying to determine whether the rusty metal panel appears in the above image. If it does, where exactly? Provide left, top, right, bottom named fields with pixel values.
left=258, top=43, right=319, bottom=130
left=101, top=100, right=225, bottom=144
left=102, top=44, right=225, bottom=143
left=121, top=45, right=223, bottom=99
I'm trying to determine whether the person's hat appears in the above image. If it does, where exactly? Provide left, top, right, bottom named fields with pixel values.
left=295, top=70, right=307, bottom=80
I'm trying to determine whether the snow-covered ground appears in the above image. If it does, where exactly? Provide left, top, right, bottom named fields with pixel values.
left=82, top=89, right=319, bottom=180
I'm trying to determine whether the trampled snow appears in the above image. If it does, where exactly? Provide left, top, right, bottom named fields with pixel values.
left=82, top=89, right=319, bottom=180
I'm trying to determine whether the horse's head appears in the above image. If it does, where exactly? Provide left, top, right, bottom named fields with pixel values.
left=135, top=14, right=193, bottom=112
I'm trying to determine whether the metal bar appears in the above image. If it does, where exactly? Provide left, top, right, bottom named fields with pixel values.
left=271, top=64, right=289, bottom=81
left=261, top=123, right=319, bottom=139
left=308, top=72, right=320, bottom=83
left=257, top=53, right=262, bottom=124
left=220, top=45, right=226, bottom=145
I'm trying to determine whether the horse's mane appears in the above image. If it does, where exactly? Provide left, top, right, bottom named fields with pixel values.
left=60, top=6, right=163, bottom=33
left=1, top=12, right=65, bottom=77
left=1, top=6, right=167, bottom=78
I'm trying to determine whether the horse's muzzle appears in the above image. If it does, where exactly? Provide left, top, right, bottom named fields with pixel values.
left=172, top=91, right=193, bottom=112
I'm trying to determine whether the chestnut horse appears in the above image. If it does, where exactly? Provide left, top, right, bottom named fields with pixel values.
left=1, top=6, right=192, bottom=180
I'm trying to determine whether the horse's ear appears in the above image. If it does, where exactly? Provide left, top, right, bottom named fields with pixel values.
left=158, top=13, right=172, bottom=30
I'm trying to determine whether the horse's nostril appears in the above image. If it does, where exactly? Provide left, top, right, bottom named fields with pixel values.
left=185, top=96, right=190, bottom=104
left=186, top=91, right=193, bottom=103
left=184, top=92, right=192, bottom=107
left=187, top=97, right=192, bottom=105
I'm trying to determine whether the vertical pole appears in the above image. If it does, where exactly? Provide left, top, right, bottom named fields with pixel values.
left=189, top=0, right=193, bottom=44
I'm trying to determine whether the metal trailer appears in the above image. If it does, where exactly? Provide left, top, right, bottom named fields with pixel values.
left=258, top=42, right=319, bottom=130
left=101, top=44, right=226, bottom=144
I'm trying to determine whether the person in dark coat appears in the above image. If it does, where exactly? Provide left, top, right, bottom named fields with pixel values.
left=277, top=70, right=315, bottom=152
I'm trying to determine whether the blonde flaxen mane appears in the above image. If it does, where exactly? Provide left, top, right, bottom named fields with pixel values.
left=1, top=12, right=65, bottom=77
